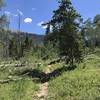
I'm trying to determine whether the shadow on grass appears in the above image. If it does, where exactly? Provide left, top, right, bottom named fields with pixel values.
left=46, top=65, right=76, bottom=82
left=18, top=65, right=77, bottom=83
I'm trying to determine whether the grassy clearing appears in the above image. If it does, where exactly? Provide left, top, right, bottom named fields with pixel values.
left=0, top=49, right=100, bottom=100
left=47, top=50, right=100, bottom=100
left=47, top=69, right=100, bottom=100
left=0, top=77, right=39, bottom=100
left=0, top=60, right=39, bottom=100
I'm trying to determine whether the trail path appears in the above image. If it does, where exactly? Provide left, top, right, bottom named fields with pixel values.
left=34, top=65, right=51, bottom=100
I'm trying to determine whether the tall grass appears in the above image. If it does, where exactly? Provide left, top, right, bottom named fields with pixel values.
left=47, top=49, right=100, bottom=100
left=0, top=78, right=39, bottom=100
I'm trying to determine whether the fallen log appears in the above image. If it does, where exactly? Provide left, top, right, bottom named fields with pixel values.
left=48, top=57, right=66, bottom=65
left=14, top=63, right=26, bottom=67
left=0, top=78, right=22, bottom=84
left=0, top=79, right=11, bottom=84
left=0, top=63, right=26, bottom=68
left=48, top=58, right=61, bottom=65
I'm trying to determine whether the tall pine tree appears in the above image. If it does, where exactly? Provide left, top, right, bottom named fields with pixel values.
left=44, top=0, right=84, bottom=65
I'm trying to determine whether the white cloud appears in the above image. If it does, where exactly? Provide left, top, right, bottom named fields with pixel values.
left=4, top=11, right=18, bottom=18
left=4, top=11, right=11, bottom=15
left=4, top=11, right=18, bottom=17
left=37, top=21, right=44, bottom=27
left=42, top=25, right=53, bottom=31
left=17, top=9, right=23, bottom=16
left=24, top=18, right=32, bottom=23
left=37, top=21, right=53, bottom=31
left=42, top=25, right=47, bottom=29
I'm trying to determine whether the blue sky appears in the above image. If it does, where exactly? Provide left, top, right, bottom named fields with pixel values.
left=1, top=0, right=100, bottom=34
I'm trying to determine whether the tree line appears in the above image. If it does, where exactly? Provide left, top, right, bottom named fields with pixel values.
left=0, top=0, right=100, bottom=66
left=0, top=29, right=33, bottom=60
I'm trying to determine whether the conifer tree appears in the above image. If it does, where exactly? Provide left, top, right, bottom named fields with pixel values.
left=8, top=37, right=18, bottom=59
left=44, top=0, right=84, bottom=65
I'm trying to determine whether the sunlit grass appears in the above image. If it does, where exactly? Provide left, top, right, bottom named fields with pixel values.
left=0, top=77, right=39, bottom=100
left=47, top=49, right=100, bottom=100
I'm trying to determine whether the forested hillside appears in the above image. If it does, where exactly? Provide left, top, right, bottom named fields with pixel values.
left=0, top=29, right=43, bottom=44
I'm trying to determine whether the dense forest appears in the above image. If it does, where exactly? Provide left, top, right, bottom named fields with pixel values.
left=0, top=0, right=100, bottom=100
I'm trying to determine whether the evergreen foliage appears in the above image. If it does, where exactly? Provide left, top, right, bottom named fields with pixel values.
left=8, top=35, right=33, bottom=60
left=44, top=0, right=84, bottom=65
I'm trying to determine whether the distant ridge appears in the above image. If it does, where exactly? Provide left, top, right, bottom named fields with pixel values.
left=0, top=29, right=44, bottom=44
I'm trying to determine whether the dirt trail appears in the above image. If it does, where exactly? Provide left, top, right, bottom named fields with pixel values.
left=34, top=66, right=51, bottom=100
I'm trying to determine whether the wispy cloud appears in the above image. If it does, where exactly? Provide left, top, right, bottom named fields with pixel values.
left=17, top=9, right=23, bottom=16
left=42, top=25, right=47, bottom=29
left=42, top=25, right=53, bottom=31
left=4, top=11, right=11, bottom=16
left=24, top=18, right=32, bottom=23
left=4, top=11, right=18, bottom=17
left=37, top=21, right=44, bottom=27
left=37, top=21, right=53, bottom=30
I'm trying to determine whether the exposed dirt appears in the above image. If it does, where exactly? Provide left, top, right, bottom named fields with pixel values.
left=34, top=66, right=51, bottom=100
